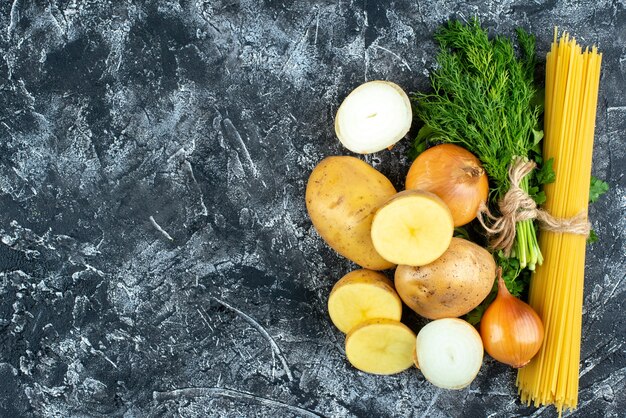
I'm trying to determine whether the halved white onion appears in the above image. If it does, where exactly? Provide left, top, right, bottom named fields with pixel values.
left=415, top=318, right=484, bottom=389
left=335, top=80, right=412, bottom=154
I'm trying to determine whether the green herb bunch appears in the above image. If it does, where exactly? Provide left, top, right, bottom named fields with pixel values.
left=411, top=18, right=553, bottom=275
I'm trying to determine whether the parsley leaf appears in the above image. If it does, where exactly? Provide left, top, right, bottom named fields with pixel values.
left=536, top=158, right=556, bottom=185
left=408, top=125, right=435, bottom=160
left=532, top=129, right=544, bottom=147
left=532, top=190, right=547, bottom=206
left=587, top=229, right=599, bottom=244
left=589, top=176, right=609, bottom=203
left=465, top=287, right=497, bottom=325
left=453, top=226, right=470, bottom=240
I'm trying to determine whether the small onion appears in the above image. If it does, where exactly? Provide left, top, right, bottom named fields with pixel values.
left=405, top=144, right=489, bottom=227
left=480, top=269, right=544, bottom=368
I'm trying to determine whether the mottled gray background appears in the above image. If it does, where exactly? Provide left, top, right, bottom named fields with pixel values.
left=0, top=1, right=624, bottom=417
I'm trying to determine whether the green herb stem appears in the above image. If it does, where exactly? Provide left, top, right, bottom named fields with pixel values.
left=516, top=173, right=541, bottom=270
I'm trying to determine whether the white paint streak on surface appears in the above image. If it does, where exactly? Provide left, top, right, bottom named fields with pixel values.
left=212, top=297, right=293, bottom=382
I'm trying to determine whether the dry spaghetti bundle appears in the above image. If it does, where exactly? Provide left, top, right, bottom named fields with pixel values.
left=516, top=32, right=602, bottom=413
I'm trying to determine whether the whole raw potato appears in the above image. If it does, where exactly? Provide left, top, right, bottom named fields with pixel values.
left=394, top=237, right=496, bottom=319
left=306, top=156, right=396, bottom=270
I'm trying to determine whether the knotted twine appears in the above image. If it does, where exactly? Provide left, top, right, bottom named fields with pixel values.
left=476, top=157, right=591, bottom=255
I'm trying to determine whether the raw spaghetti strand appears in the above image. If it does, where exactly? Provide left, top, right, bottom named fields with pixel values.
left=516, top=33, right=602, bottom=414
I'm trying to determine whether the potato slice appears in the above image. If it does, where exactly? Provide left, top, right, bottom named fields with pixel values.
left=328, top=269, right=402, bottom=334
left=345, top=319, right=416, bottom=375
left=370, top=190, right=454, bottom=266
left=335, top=81, right=412, bottom=154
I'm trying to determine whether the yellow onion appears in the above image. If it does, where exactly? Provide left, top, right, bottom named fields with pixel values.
left=405, top=144, right=489, bottom=227
left=480, top=268, right=544, bottom=368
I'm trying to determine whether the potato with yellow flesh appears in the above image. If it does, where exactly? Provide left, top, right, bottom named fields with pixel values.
left=306, top=156, right=396, bottom=270
left=395, top=237, right=496, bottom=319
left=328, top=269, right=402, bottom=333
left=345, top=319, right=416, bottom=375
left=370, top=190, right=454, bottom=266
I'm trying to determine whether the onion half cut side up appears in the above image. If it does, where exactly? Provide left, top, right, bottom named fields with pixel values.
left=415, top=318, right=484, bottom=389
left=335, top=81, right=412, bottom=154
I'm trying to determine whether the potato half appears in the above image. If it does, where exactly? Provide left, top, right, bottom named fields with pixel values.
left=370, top=190, right=454, bottom=266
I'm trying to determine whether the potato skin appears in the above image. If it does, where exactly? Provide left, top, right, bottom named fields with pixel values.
left=306, top=156, right=396, bottom=270
left=394, top=237, right=496, bottom=319
left=329, top=269, right=396, bottom=294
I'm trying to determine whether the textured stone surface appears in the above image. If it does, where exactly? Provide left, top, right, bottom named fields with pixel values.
left=0, top=1, right=624, bottom=417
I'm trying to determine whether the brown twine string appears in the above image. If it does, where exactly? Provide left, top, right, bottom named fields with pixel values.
left=476, top=157, right=591, bottom=255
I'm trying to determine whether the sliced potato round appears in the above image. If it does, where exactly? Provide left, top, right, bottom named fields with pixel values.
left=370, top=190, right=454, bottom=266
left=335, top=81, right=412, bottom=154
left=415, top=318, right=484, bottom=389
left=328, top=269, right=402, bottom=333
left=345, top=318, right=416, bottom=375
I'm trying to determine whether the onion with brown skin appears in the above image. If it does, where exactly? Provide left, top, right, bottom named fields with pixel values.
left=480, top=268, right=544, bottom=368
left=406, top=144, right=489, bottom=227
